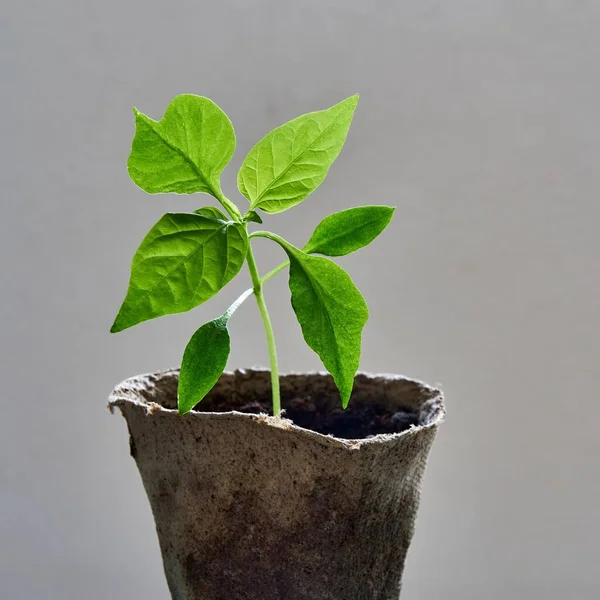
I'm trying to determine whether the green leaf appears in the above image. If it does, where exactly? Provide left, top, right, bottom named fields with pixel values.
left=280, top=242, right=368, bottom=406
left=237, top=95, right=359, bottom=214
left=178, top=315, right=230, bottom=415
left=111, top=213, right=248, bottom=332
left=128, top=94, right=235, bottom=197
left=303, top=206, right=395, bottom=256
left=194, top=206, right=228, bottom=220
left=244, top=210, right=263, bottom=224
left=178, top=288, right=253, bottom=414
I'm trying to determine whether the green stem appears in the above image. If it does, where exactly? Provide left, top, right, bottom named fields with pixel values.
left=210, top=185, right=243, bottom=222
left=260, top=260, right=290, bottom=285
left=232, top=261, right=287, bottom=328
left=249, top=230, right=294, bottom=251
left=245, top=234, right=281, bottom=416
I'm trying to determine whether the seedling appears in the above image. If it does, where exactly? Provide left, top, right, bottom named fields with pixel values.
left=111, top=94, right=394, bottom=416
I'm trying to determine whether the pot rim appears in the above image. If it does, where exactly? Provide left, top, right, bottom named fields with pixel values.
left=109, top=368, right=445, bottom=449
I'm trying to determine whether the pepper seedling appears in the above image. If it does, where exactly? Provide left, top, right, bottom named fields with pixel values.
left=111, top=94, right=394, bottom=416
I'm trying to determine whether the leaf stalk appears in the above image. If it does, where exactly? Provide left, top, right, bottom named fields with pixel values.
left=212, top=187, right=243, bottom=222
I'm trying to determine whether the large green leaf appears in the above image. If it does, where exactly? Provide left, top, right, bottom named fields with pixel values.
left=178, top=316, right=231, bottom=415
left=128, top=94, right=235, bottom=197
left=237, top=95, right=358, bottom=214
left=303, top=205, right=395, bottom=256
left=111, top=213, right=248, bottom=332
left=277, top=241, right=368, bottom=406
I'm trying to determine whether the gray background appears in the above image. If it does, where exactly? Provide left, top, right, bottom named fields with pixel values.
left=2, top=1, right=599, bottom=598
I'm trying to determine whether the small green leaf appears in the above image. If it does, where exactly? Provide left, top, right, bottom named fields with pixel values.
left=178, top=287, right=253, bottom=414
left=278, top=241, right=368, bottom=406
left=238, top=95, right=358, bottom=214
left=194, top=206, right=228, bottom=220
left=303, top=206, right=395, bottom=256
left=128, top=94, right=235, bottom=197
left=178, top=316, right=230, bottom=415
left=111, top=213, right=248, bottom=332
left=244, top=210, right=263, bottom=224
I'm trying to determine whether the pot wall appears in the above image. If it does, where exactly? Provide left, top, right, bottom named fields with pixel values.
left=110, top=369, right=444, bottom=600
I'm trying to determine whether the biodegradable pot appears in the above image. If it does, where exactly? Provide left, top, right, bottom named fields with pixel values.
left=109, top=369, right=444, bottom=600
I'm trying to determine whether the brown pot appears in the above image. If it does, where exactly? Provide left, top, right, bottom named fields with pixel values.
left=109, top=369, right=444, bottom=600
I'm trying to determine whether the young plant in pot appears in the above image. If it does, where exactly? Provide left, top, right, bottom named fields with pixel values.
left=109, top=94, right=445, bottom=600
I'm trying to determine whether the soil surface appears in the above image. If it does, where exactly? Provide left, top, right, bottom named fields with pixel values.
left=194, top=390, right=419, bottom=439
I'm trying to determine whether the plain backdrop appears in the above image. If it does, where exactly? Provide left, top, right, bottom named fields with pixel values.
left=2, top=1, right=599, bottom=599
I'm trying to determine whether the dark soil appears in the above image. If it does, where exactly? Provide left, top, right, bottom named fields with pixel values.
left=194, top=391, right=419, bottom=440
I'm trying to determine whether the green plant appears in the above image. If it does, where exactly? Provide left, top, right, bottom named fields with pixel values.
left=111, top=94, right=394, bottom=416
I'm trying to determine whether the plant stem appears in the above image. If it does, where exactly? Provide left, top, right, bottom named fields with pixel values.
left=210, top=185, right=243, bottom=222
left=224, top=288, right=254, bottom=320
left=249, top=230, right=294, bottom=250
left=245, top=236, right=281, bottom=416
left=260, top=260, right=290, bottom=285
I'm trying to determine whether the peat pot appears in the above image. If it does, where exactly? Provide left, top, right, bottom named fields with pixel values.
left=109, top=369, right=445, bottom=600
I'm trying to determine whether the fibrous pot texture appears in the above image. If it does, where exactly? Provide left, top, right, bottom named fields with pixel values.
left=110, top=369, right=444, bottom=600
